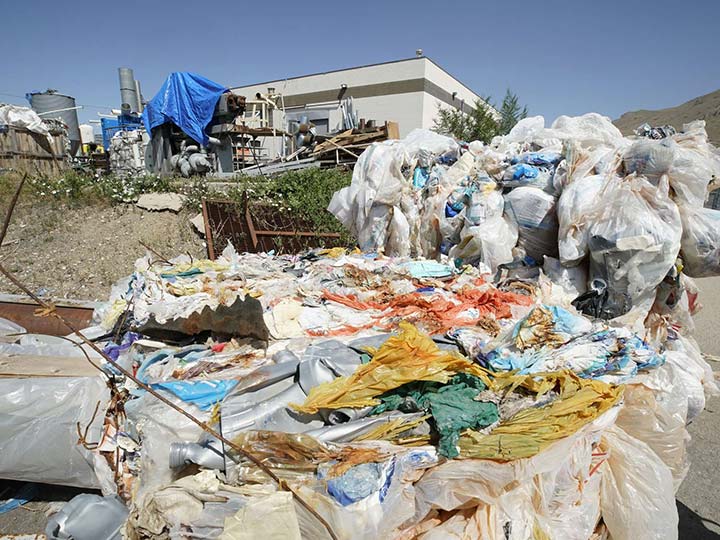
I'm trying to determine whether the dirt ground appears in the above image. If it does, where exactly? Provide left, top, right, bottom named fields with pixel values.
left=0, top=201, right=206, bottom=301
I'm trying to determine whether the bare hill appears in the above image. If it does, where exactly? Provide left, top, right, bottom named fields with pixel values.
left=614, top=89, right=720, bottom=144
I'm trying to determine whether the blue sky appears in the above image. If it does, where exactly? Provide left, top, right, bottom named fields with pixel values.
left=2, top=0, right=718, bottom=127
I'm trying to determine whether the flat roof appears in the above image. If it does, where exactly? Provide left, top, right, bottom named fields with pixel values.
left=230, top=56, right=481, bottom=100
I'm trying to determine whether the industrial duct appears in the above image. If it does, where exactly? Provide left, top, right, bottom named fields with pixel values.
left=118, top=67, right=138, bottom=115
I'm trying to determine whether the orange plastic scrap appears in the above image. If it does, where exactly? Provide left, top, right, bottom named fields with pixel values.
left=322, top=290, right=379, bottom=311
left=293, top=322, right=490, bottom=414
left=322, top=285, right=533, bottom=335
left=458, top=372, right=623, bottom=461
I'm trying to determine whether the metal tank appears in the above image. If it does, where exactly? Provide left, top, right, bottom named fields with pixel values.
left=29, top=91, right=81, bottom=155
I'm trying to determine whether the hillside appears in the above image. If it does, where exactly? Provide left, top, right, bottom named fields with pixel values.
left=614, top=89, right=720, bottom=144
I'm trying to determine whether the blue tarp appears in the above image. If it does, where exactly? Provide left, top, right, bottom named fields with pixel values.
left=142, top=72, right=227, bottom=145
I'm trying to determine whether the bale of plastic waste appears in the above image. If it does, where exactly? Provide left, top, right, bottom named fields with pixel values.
left=557, top=174, right=608, bottom=266
left=504, top=186, right=559, bottom=262
left=667, top=121, right=720, bottom=206
left=679, top=205, right=720, bottom=277
left=449, top=215, right=518, bottom=272
left=582, top=175, right=681, bottom=319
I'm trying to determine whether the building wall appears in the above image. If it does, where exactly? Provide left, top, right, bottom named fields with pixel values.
left=230, top=58, right=485, bottom=138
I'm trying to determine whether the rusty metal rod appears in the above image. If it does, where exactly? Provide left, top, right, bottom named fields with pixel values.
left=0, top=172, right=27, bottom=247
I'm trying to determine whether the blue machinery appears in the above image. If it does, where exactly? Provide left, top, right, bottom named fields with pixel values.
left=100, top=114, right=143, bottom=151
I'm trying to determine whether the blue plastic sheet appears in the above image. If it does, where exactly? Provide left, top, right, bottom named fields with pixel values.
left=151, top=380, right=238, bottom=410
left=401, top=261, right=454, bottom=279
left=0, top=483, right=38, bottom=514
left=142, top=72, right=227, bottom=145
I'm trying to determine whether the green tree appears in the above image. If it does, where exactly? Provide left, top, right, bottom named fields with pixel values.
left=498, top=89, right=529, bottom=136
left=433, top=90, right=528, bottom=143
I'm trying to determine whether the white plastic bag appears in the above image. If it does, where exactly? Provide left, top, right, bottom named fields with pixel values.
left=557, top=174, right=607, bottom=266
left=449, top=216, right=518, bottom=273
left=504, top=186, right=558, bottom=262
left=0, top=376, right=110, bottom=488
left=599, top=425, right=678, bottom=540
left=542, top=256, right=587, bottom=297
left=386, top=207, right=411, bottom=257
left=585, top=175, right=681, bottom=319
left=679, top=205, right=720, bottom=277
left=667, top=121, right=720, bottom=206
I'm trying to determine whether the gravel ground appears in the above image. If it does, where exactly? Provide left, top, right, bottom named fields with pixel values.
left=0, top=201, right=206, bottom=301
left=0, top=274, right=718, bottom=537
left=675, top=276, right=720, bottom=539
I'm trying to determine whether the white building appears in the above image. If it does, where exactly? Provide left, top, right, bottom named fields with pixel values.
left=229, top=56, right=487, bottom=138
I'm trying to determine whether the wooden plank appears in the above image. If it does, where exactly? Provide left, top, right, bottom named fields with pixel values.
left=386, top=121, right=400, bottom=140
left=0, top=354, right=103, bottom=378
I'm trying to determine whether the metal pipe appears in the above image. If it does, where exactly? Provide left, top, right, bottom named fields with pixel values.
left=134, top=79, right=143, bottom=113
left=118, top=67, right=138, bottom=114
left=36, top=106, right=84, bottom=116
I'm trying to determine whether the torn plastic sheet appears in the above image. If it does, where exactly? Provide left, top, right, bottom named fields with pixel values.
left=0, top=376, right=110, bottom=489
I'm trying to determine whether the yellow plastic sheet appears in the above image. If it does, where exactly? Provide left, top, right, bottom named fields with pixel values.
left=293, top=322, right=491, bottom=413
left=458, top=373, right=623, bottom=461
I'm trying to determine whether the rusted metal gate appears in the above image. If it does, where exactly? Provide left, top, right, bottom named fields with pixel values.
left=202, top=194, right=345, bottom=259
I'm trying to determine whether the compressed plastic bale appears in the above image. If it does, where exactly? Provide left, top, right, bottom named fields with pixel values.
left=667, top=120, right=720, bottom=206
left=449, top=215, right=517, bottom=273
left=557, top=174, right=607, bottom=266
left=599, top=425, right=678, bottom=540
left=679, top=205, right=720, bottom=277
left=411, top=409, right=617, bottom=540
left=357, top=204, right=391, bottom=253
left=385, top=206, right=411, bottom=257
left=622, top=139, right=675, bottom=180
left=542, top=256, right=587, bottom=297
left=0, top=376, right=110, bottom=489
left=615, top=383, right=689, bottom=491
left=504, top=186, right=559, bottom=262
left=585, top=175, right=681, bottom=319
left=464, top=184, right=504, bottom=226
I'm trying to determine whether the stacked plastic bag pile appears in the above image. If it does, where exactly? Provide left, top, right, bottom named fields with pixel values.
left=330, top=116, right=720, bottom=326
left=1, top=113, right=719, bottom=540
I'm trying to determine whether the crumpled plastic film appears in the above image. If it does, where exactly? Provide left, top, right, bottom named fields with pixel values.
left=459, top=373, right=623, bottom=460
left=293, top=322, right=491, bottom=414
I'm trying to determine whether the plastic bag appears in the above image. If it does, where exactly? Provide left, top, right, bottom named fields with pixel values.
left=557, top=174, right=607, bottom=266
left=449, top=216, right=518, bottom=273
left=504, top=186, right=559, bottom=262
left=622, top=139, right=674, bottom=180
left=542, top=256, right=587, bottom=297
left=679, top=205, right=720, bottom=277
left=0, top=376, right=110, bottom=489
left=599, top=425, right=678, bottom=540
left=615, top=383, right=689, bottom=490
left=667, top=121, right=720, bottom=206
left=585, top=175, right=681, bottom=319
left=501, top=163, right=554, bottom=192
left=386, top=207, right=411, bottom=257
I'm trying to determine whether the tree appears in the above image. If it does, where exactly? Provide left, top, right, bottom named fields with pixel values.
left=498, top=89, right=529, bottom=136
left=433, top=90, right=528, bottom=143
